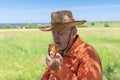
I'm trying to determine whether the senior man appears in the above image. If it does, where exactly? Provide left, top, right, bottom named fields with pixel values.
left=39, top=10, right=102, bottom=80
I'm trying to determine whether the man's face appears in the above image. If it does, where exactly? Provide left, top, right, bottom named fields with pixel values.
left=52, top=28, right=71, bottom=51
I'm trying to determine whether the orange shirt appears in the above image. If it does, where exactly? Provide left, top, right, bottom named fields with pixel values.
left=41, top=36, right=102, bottom=80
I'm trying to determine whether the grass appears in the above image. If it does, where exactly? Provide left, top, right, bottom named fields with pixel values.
left=0, top=29, right=52, bottom=80
left=83, top=21, right=120, bottom=28
left=0, top=28, right=120, bottom=80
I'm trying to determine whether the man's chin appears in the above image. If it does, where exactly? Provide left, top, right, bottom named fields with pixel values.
left=57, top=45, right=63, bottom=51
left=55, top=43, right=64, bottom=50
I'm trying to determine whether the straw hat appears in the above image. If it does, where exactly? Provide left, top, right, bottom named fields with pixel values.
left=39, top=10, right=86, bottom=32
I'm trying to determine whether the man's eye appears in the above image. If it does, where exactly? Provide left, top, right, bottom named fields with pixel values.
left=59, top=32, right=64, bottom=35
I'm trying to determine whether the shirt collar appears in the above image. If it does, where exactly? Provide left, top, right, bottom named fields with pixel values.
left=64, top=35, right=84, bottom=56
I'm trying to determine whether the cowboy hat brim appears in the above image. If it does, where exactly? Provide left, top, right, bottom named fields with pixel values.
left=39, top=20, right=86, bottom=32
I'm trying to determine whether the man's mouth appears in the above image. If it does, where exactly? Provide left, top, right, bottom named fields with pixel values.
left=55, top=42, right=60, bottom=45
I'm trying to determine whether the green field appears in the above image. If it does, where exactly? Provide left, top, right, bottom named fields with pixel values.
left=0, top=28, right=120, bottom=80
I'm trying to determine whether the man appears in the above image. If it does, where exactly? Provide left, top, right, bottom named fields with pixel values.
left=39, top=10, right=102, bottom=80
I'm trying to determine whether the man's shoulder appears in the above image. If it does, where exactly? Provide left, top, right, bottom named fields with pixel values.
left=75, top=42, right=97, bottom=56
left=77, top=41, right=95, bottom=51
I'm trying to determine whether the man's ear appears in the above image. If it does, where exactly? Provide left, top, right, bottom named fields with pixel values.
left=72, top=27, right=77, bottom=38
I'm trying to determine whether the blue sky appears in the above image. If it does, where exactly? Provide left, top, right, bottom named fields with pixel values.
left=0, top=0, right=120, bottom=23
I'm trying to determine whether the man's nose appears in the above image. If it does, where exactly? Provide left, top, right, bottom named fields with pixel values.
left=53, top=32, right=59, bottom=40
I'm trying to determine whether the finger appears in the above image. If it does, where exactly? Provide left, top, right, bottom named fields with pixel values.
left=56, top=53, right=61, bottom=56
left=49, top=51, right=55, bottom=58
left=46, top=55, right=53, bottom=66
left=55, top=53, right=62, bottom=58
left=55, top=58, right=63, bottom=65
left=46, top=55, right=52, bottom=61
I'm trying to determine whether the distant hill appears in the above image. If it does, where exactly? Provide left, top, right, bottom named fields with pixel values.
left=0, top=23, right=50, bottom=29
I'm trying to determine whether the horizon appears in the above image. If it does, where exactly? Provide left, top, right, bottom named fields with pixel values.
left=0, top=0, right=120, bottom=23
left=0, top=20, right=120, bottom=24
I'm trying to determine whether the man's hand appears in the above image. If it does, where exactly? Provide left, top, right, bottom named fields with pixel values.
left=46, top=52, right=63, bottom=71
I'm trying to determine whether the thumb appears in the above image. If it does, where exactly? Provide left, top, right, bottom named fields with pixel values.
left=46, top=55, right=52, bottom=66
left=56, top=53, right=62, bottom=57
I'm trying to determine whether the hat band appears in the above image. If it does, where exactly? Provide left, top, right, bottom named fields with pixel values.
left=51, top=19, right=74, bottom=26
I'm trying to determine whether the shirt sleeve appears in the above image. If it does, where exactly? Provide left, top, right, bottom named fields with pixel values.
left=77, top=48, right=102, bottom=80
left=40, top=67, right=51, bottom=80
